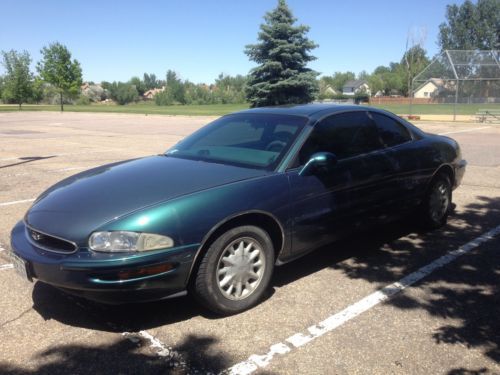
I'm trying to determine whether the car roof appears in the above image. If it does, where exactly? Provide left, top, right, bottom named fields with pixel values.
left=236, top=103, right=378, bottom=119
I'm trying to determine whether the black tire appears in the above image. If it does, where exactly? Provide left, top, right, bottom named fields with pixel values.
left=420, top=174, right=452, bottom=229
left=193, top=225, right=274, bottom=315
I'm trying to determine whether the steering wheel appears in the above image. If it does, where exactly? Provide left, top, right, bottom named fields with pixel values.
left=265, top=140, right=287, bottom=152
left=265, top=131, right=293, bottom=152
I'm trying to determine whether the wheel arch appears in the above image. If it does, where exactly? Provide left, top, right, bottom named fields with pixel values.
left=428, top=164, right=454, bottom=191
left=186, top=210, right=285, bottom=286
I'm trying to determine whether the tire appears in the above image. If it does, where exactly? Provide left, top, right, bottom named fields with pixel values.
left=193, top=225, right=274, bottom=315
left=420, top=174, right=452, bottom=229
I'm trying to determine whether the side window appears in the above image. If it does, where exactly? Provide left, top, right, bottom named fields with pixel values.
left=370, top=112, right=411, bottom=147
left=297, top=111, right=382, bottom=165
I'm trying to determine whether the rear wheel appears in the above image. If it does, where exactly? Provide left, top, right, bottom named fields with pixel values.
left=193, top=225, right=274, bottom=315
left=420, top=174, right=452, bottom=229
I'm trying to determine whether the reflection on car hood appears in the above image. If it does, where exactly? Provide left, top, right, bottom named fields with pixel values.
left=26, top=155, right=268, bottom=243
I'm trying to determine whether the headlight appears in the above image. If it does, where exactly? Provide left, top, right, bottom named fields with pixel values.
left=89, top=231, right=174, bottom=252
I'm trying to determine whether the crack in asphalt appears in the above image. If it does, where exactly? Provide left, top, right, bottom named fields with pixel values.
left=0, top=307, right=32, bottom=329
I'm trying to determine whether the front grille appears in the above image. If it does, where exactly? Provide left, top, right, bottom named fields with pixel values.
left=27, top=226, right=77, bottom=254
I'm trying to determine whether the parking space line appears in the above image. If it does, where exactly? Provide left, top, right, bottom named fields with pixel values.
left=4, top=165, right=103, bottom=178
left=0, top=198, right=35, bottom=207
left=122, top=330, right=188, bottom=369
left=438, top=126, right=491, bottom=135
left=0, top=264, right=13, bottom=270
left=225, top=225, right=500, bottom=375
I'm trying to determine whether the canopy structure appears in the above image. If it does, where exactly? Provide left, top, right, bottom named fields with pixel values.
left=411, top=50, right=500, bottom=120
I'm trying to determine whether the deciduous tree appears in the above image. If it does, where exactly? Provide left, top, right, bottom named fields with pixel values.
left=439, top=0, right=499, bottom=50
left=1, top=50, right=33, bottom=108
left=37, top=42, right=82, bottom=111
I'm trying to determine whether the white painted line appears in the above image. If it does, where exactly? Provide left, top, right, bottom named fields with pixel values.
left=122, top=330, right=187, bottom=369
left=0, top=198, right=35, bottom=207
left=438, top=126, right=491, bottom=135
left=225, top=225, right=500, bottom=375
left=0, top=264, right=13, bottom=270
left=56, top=166, right=88, bottom=172
left=5, top=165, right=98, bottom=178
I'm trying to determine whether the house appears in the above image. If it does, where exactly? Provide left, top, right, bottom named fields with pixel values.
left=342, top=80, right=370, bottom=96
left=143, top=87, right=165, bottom=100
left=324, top=85, right=338, bottom=96
left=413, top=78, right=444, bottom=98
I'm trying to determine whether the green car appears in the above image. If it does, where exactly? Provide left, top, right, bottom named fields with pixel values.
left=10, top=104, right=466, bottom=314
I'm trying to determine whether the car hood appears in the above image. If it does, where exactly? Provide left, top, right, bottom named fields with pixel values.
left=25, top=155, right=268, bottom=244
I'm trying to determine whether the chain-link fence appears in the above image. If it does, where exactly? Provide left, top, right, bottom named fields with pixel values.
left=411, top=50, right=500, bottom=120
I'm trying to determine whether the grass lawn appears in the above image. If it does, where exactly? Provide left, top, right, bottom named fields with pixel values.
left=369, top=103, right=500, bottom=115
left=0, top=102, right=249, bottom=116
left=0, top=102, right=498, bottom=116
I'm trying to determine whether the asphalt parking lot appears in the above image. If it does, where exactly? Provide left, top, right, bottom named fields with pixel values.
left=0, top=111, right=499, bottom=375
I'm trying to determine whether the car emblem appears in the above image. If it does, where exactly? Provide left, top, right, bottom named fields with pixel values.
left=31, top=230, right=44, bottom=241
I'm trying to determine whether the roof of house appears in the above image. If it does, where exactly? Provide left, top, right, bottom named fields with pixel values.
left=414, top=78, right=445, bottom=93
left=343, top=80, right=368, bottom=90
left=143, top=87, right=164, bottom=97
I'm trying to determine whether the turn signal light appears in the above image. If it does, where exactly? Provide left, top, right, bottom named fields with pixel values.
left=116, top=263, right=174, bottom=280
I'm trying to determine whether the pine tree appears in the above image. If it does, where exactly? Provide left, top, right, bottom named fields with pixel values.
left=245, top=0, right=319, bottom=107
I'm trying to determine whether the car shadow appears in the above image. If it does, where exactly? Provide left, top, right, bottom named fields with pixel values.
left=0, top=332, right=279, bottom=375
left=31, top=278, right=276, bottom=333
left=29, top=196, right=500, bottom=373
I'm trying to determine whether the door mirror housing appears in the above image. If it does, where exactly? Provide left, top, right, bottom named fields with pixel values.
left=299, top=152, right=338, bottom=176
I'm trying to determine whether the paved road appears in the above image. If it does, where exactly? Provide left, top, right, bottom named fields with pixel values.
left=0, top=112, right=499, bottom=374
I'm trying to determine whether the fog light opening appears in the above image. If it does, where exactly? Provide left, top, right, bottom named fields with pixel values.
left=116, top=263, right=175, bottom=280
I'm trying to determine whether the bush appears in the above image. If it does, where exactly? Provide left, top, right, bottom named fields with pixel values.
left=75, top=95, right=91, bottom=105
left=108, top=82, right=138, bottom=105
left=82, top=84, right=107, bottom=102
left=155, top=90, right=174, bottom=106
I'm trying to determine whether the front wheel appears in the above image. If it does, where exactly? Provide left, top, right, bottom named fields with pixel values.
left=193, top=225, right=274, bottom=315
left=420, top=174, right=452, bottom=229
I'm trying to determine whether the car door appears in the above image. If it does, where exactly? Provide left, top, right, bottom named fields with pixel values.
left=368, top=111, right=425, bottom=211
left=286, top=111, right=398, bottom=256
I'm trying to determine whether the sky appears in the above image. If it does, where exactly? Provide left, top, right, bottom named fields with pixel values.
left=0, top=0, right=465, bottom=84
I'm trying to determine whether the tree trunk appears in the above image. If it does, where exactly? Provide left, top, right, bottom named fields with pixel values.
left=18, top=102, right=21, bottom=110
left=60, top=92, right=64, bottom=112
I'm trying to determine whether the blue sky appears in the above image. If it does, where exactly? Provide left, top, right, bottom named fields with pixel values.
left=0, top=0, right=464, bottom=84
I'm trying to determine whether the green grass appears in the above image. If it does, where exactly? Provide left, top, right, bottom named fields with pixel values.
left=0, top=102, right=249, bottom=116
left=0, top=102, right=498, bottom=116
left=369, top=103, right=500, bottom=115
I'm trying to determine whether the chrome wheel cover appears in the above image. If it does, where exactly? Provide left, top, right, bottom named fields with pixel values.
left=429, top=181, right=450, bottom=222
left=216, top=237, right=266, bottom=301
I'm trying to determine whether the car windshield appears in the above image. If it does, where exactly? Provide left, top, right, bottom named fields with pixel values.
left=165, top=113, right=308, bottom=170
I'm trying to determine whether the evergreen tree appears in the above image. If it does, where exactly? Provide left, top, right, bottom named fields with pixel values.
left=245, top=0, right=318, bottom=107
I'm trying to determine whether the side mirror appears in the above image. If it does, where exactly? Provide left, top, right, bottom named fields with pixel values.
left=299, top=152, right=338, bottom=176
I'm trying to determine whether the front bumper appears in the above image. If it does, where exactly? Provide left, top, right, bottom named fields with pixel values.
left=453, top=159, right=467, bottom=189
left=10, top=221, right=199, bottom=304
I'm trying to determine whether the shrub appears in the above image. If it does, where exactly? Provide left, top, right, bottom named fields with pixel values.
left=75, top=95, right=91, bottom=105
